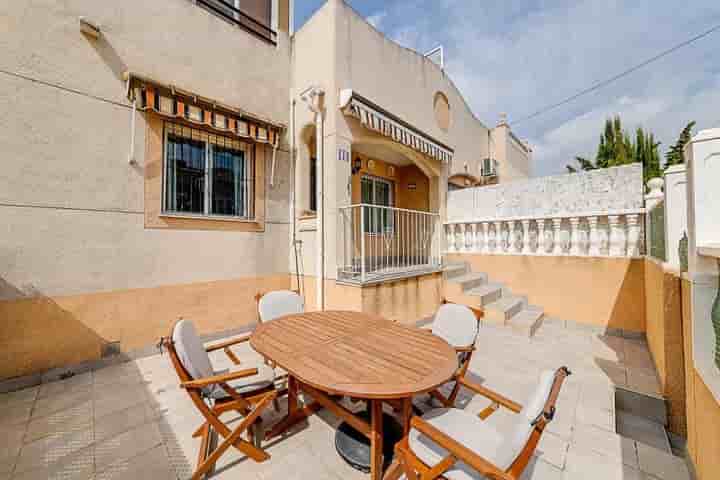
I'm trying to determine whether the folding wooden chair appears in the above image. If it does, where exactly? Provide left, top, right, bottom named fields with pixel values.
left=427, top=301, right=482, bottom=408
left=254, top=289, right=304, bottom=323
left=161, top=319, right=279, bottom=480
left=387, top=367, right=571, bottom=480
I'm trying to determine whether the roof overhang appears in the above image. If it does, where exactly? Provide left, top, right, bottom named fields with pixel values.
left=339, top=89, right=453, bottom=164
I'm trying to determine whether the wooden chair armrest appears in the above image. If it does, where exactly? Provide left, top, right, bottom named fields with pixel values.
left=410, top=416, right=513, bottom=480
left=455, top=345, right=475, bottom=353
left=458, top=378, right=522, bottom=413
left=181, top=368, right=259, bottom=390
left=205, top=333, right=252, bottom=352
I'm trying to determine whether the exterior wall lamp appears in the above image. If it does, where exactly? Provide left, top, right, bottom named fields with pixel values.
left=352, top=157, right=362, bottom=175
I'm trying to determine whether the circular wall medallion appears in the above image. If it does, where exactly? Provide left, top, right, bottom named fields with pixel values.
left=433, top=92, right=450, bottom=132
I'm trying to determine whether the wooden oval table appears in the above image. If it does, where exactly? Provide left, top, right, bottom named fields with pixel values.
left=251, top=310, right=458, bottom=480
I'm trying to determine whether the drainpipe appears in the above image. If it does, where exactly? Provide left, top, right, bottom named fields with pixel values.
left=300, top=86, right=325, bottom=310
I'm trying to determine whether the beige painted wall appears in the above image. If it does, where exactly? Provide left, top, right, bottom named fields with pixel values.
left=682, top=278, right=720, bottom=480
left=0, top=0, right=293, bottom=300
left=490, top=124, right=532, bottom=181
left=644, top=259, right=686, bottom=435
left=0, top=274, right=290, bottom=379
left=0, top=0, right=294, bottom=379
left=446, top=254, right=646, bottom=332
left=293, top=273, right=442, bottom=325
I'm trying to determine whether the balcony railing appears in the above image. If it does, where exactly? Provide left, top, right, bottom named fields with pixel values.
left=196, top=0, right=277, bottom=45
left=338, top=204, right=442, bottom=284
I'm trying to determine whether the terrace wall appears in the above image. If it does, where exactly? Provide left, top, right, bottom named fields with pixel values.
left=682, top=278, right=720, bottom=480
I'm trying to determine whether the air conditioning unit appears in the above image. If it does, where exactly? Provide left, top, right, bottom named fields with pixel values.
left=480, top=158, right=498, bottom=177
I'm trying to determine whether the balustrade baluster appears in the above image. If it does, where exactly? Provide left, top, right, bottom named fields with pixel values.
left=552, top=218, right=563, bottom=255
left=521, top=220, right=532, bottom=254
left=587, top=216, right=600, bottom=256
left=626, top=214, right=641, bottom=257
left=569, top=217, right=582, bottom=256
left=608, top=215, right=626, bottom=257
left=537, top=219, right=546, bottom=255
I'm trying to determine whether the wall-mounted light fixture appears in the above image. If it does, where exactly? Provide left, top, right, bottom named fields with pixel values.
left=79, top=17, right=102, bottom=40
left=352, top=157, right=362, bottom=175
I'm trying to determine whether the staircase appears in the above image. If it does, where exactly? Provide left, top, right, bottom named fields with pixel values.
left=443, top=262, right=544, bottom=337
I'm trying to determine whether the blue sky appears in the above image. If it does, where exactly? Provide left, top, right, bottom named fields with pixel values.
left=294, top=1, right=720, bottom=176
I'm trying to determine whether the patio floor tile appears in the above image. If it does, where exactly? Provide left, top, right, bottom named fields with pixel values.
left=11, top=445, right=94, bottom=480
left=636, top=442, right=691, bottom=480
left=564, top=448, right=645, bottom=480
left=14, top=427, right=93, bottom=474
left=572, top=424, right=638, bottom=468
left=0, top=388, right=38, bottom=408
left=93, top=422, right=163, bottom=472
left=32, top=387, right=92, bottom=420
left=95, top=444, right=175, bottom=480
left=24, top=400, right=92, bottom=444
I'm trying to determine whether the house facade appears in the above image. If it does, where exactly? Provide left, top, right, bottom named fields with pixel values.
left=0, top=0, right=531, bottom=380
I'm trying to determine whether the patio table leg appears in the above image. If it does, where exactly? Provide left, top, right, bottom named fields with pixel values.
left=265, top=375, right=322, bottom=440
left=370, top=399, right=384, bottom=480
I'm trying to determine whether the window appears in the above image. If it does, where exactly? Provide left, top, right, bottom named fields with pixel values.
left=196, top=0, right=276, bottom=44
left=164, top=123, right=254, bottom=219
left=309, top=157, right=317, bottom=212
left=361, top=175, right=394, bottom=234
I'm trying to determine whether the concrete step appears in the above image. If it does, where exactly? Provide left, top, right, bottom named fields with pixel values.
left=484, top=295, right=526, bottom=324
left=507, top=306, right=544, bottom=337
left=449, top=272, right=488, bottom=291
left=442, top=263, right=468, bottom=280
left=465, top=283, right=504, bottom=306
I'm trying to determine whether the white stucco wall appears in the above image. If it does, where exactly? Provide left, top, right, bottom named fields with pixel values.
left=0, top=0, right=293, bottom=299
left=447, top=164, right=644, bottom=221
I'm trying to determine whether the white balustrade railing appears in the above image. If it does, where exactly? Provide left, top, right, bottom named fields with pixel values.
left=339, top=204, right=442, bottom=283
left=444, top=210, right=645, bottom=258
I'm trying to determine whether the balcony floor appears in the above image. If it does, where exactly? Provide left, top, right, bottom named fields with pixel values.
left=0, top=319, right=690, bottom=480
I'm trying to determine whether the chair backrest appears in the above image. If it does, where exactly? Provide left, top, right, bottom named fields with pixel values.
left=495, top=368, right=569, bottom=471
left=257, top=290, right=304, bottom=323
left=172, top=319, right=214, bottom=385
left=431, top=303, right=479, bottom=349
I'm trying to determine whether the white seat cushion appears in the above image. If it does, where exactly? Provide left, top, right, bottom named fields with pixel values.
left=172, top=320, right=215, bottom=395
left=409, top=408, right=504, bottom=480
left=409, top=370, right=558, bottom=479
left=258, top=290, right=304, bottom=322
left=432, top=304, right=479, bottom=349
left=208, top=363, right=276, bottom=399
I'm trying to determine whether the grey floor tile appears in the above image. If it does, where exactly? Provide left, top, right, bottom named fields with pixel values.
left=572, top=424, right=638, bottom=468
left=564, top=448, right=645, bottom=480
left=0, top=402, right=33, bottom=426
left=93, top=383, right=151, bottom=419
left=616, top=412, right=670, bottom=452
left=93, top=422, right=163, bottom=472
left=95, top=444, right=175, bottom=480
left=14, top=427, right=93, bottom=474
left=637, top=443, right=690, bottom=480
left=32, top=387, right=92, bottom=420
left=0, top=388, right=38, bottom=408
left=0, top=425, right=26, bottom=473
left=37, top=373, right=92, bottom=399
left=24, top=400, right=92, bottom=444
left=520, top=457, right=563, bottom=480
left=95, top=402, right=161, bottom=443
left=10, top=445, right=94, bottom=480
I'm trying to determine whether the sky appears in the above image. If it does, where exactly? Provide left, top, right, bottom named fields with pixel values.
left=294, top=1, right=720, bottom=177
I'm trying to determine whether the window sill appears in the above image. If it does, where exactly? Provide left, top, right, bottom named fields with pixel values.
left=159, top=213, right=260, bottom=225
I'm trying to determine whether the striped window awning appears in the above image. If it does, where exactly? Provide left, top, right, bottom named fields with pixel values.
left=124, top=71, right=284, bottom=146
left=339, top=89, right=453, bottom=164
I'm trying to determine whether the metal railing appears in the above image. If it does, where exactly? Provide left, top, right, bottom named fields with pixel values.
left=196, top=0, right=277, bottom=45
left=338, top=204, right=442, bottom=284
